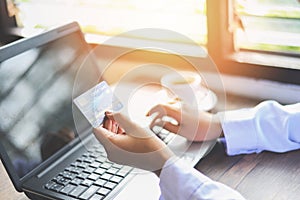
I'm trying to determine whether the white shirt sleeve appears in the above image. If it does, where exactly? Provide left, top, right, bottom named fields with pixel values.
left=219, top=100, right=300, bottom=156
left=159, top=157, right=245, bottom=200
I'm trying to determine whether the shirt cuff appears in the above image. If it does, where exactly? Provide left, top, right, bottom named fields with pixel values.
left=217, top=108, right=259, bottom=156
left=159, top=156, right=211, bottom=200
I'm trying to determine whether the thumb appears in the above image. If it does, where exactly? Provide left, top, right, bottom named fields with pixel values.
left=93, top=126, right=114, bottom=147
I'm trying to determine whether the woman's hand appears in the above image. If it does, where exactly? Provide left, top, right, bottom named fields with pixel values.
left=93, top=112, right=174, bottom=173
left=147, top=104, right=222, bottom=141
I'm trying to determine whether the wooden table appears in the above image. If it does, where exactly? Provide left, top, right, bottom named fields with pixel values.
left=195, top=94, right=300, bottom=200
left=0, top=159, right=28, bottom=200
left=196, top=140, right=300, bottom=200
left=1, top=92, right=300, bottom=200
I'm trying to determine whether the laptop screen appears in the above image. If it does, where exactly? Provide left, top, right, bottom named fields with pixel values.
left=0, top=25, right=100, bottom=179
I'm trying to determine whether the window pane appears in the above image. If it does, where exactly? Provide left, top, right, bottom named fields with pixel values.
left=234, top=0, right=300, bottom=54
left=14, top=0, right=207, bottom=45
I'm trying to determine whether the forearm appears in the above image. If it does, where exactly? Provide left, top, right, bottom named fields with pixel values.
left=218, top=101, right=300, bottom=155
left=159, top=157, right=245, bottom=200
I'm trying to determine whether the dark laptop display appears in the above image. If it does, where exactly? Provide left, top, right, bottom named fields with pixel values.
left=0, top=22, right=135, bottom=200
left=0, top=22, right=141, bottom=200
left=0, top=24, right=93, bottom=179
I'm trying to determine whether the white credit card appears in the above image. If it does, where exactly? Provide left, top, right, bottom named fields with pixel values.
left=73, top=81, right=123, bottom=128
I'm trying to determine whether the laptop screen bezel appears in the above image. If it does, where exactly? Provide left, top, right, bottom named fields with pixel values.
left=0, top=21, right=96, bottom=192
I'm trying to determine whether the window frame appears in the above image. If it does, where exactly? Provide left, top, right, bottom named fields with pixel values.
left=0, top=0, right=20, bottom=44
left=2, top=0, right=300, bottom=85
left=206, top=0, right=300, bottom=85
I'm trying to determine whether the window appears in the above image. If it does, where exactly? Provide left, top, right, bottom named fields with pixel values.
left=234, top=0, right=300, bottom=55
left=207, top=0, right=300, bottom=85
left=3, top=0, right=300, bottom=84
left=12, top=0, right=207, bottom=45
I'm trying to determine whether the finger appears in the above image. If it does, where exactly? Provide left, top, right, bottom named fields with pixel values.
left=149, top=113, right=170, bottom=130
left=161, top=121, right=179, bottom=134
left=103, top=116, right=113, bottom=131
left=111, top=120, right=119, bottom=133
left=147, top=104, right=181, bottom=122
left=106, top=112, right=137, bottom=133
left=149, top=114, right=168, bottom=130
left=117, top=126, right=125, bottom=134
left=93, top=126, right=114, bottom=147
left=150, top=118, right=179, bottom=134
left=106, top=112, right=152, bottom=139
left=105, top=112, right=126, bottom=134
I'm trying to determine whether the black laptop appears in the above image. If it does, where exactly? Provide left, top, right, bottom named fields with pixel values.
left=0, top=22, right=216, bottom=200
left=0, top=22, right=139, bottom=200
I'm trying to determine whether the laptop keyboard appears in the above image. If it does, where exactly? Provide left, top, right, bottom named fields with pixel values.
left=44, top=128, right=173, bottom=199
left=44, top=144, right=133, bottom=200
left=152, top=126, right=175, bottom=144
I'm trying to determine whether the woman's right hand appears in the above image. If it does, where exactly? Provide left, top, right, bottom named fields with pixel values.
left=147, top=104, right=222, bottom=141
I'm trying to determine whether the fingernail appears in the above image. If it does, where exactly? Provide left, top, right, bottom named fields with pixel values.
left=105, top=111, right=112, bottom=116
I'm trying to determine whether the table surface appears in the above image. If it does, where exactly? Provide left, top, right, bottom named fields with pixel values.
left=1, top=91, right=300, bottom=200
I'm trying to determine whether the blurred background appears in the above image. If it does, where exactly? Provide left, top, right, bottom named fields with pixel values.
left=4, top=0, right=300, bottom=56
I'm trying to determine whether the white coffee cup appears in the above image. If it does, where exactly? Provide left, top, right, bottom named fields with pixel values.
left=161, top=71, right=207, bottom=107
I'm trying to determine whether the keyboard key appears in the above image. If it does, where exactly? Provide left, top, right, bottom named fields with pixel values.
left=89, top=193, right=105, bottom=200
left=163, top=134, right=175, bottom=144
left=157, top=132, right=168, bottom=140
left=89, top=162, right=101, bottom=168
left=83, top=167, right=95, bottom=174
left=94, top=179, right=107, bottom=187
left=70, top=178, right=83, bottom=186
left=52, top=175, right=63, bottom=182
left=101, top=163, right=113, bottom=169
left=104, top=181, right=117, bottom=190
left=97, top=187, right=111, bottom=196
left=83, top=157, right=94, bottom=164
left=122, top=166, right=132, bottom=172
left=77, top=162, right=88, bottom=169
left=71, top=167, right=83, bottom=174
left=56, top=177, right=70, bottom=186
left=112, top=163, right=123, bottom=169
left=60, top=184, right=76, bottom=195
left=79, top=185, right=99, bottom=200
left=95, top=147, right=106, bottom=153
left=44, top=181, right=55, bottom=189
left=49, top=183, right=64, bottom=192
left=76, top=157, right=85, bottom=162
left=106, top=167, right=119, bottom=174
left=77, top=172, right=90, bottom=179
left=65, top=166, right=75, bottom=172
left=70, top=161, right=80, bottom=167
left=116, top=170, right=129, bottom=178
left=81, top=179, right=94, bottom=187
left=87, top=173, right=100, bottom=181
left=152, top=125, right=163, bottom=134
left=69, top=185, right=88, bottom=198
left=61, top=171, right=77, bottom=180
left=89, top=152, right=101, bottom=159
left=110, top=176, right=123, bottom=183
left=152, top=126, right=175, bottom=144
left=94, top=168, right=106, bottom=175
left=66, top=165, right=79, bottom=171
left=82, top=152, right=90, bottom=157
left=160, top=128, right=170, bottom=134
left=95, top=156, right=107, bottom=163
left=101, top=173, right=113, bottom=180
